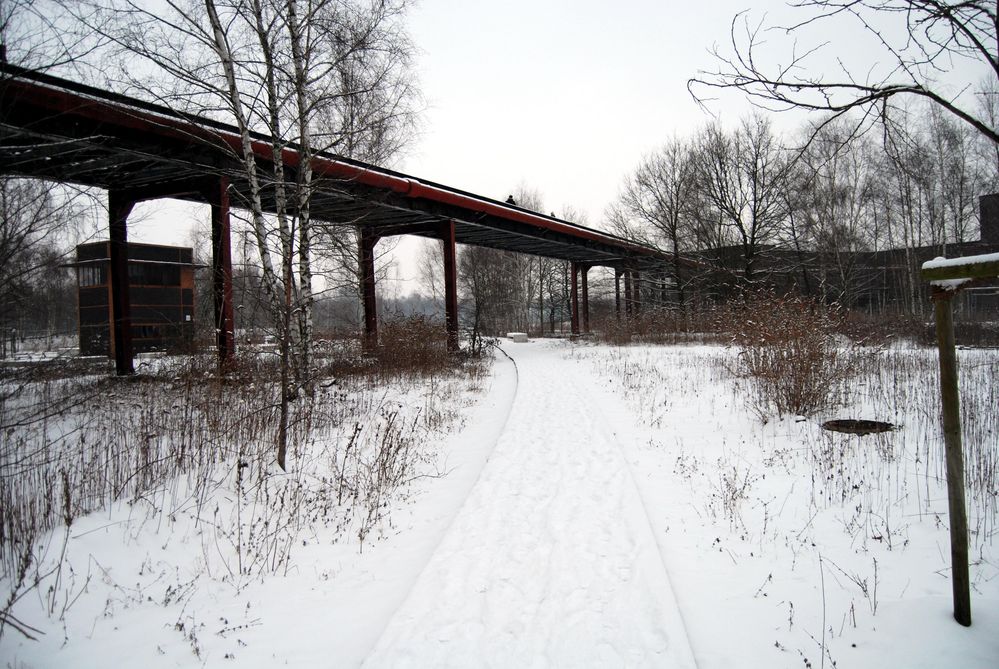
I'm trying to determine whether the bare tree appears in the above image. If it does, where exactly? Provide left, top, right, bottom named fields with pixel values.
left=75, top=0, right=419, bottom=469
left=690, top=1, right=999, bottom=146
left=0, top=0, right=107, bottom=74
left=693, top=115, right=792, bottom=287
left=610, top=136, right=698, bottom=310
left=786, top=118, right=878, bottom=304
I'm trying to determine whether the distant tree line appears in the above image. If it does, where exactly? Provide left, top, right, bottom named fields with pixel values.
left=608, top=103, right=998, bottom=317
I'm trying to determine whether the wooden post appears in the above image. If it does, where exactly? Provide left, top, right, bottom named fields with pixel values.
left=920, top=252, right=999, bottom=628
left=580, top=264, right=590, bottom=334
left=932, top=290, right=972, bottom=627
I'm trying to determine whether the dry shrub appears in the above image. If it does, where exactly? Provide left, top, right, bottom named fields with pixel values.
left=597, top=304, right=734, bottom=346
left=729, top=293, right=866, bottom=418
left=376, top=314, right=450, bottom=374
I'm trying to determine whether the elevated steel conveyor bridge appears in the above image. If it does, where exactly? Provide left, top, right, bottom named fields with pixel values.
left=0, top=63, right=679, bottom=373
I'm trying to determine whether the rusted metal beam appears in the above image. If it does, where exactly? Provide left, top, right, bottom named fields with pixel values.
left=107, top=191, right=134, bottom=376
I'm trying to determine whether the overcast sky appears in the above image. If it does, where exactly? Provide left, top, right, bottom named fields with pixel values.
left=397, top=0, right=766, bottom=225
left=123, top=0, right=984, bottom=286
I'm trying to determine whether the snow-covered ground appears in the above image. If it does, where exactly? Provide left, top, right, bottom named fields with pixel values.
left=2, top=340, right=997, bottom=667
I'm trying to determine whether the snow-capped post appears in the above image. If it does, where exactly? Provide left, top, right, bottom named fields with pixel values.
left=920, top=251, right=999, bottom=628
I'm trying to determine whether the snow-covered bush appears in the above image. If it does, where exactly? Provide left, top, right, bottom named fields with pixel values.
left=731, top=293, right=865, bottom=418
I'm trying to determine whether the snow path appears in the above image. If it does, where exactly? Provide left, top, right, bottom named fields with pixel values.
left=363, top=341, right=697, bottom=668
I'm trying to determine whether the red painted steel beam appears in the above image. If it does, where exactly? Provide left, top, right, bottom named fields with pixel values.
left=439, top=221, right=460, bottom=352
left=207, top=177, right=235, bottom=368
left=1, top=72, right=690, bottom=269
left=107, top=191, right=135, bottom=376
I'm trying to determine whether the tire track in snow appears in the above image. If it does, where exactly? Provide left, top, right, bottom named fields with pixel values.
left=358, top=346, right=521, bottom=657
left=330, top=351, right=520, bottom=667
left=560, top=353, right=699, bottom=668
left=362, top=340, right=697, bottom=668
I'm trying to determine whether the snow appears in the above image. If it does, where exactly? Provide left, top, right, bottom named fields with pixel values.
left=3, top=340, right=998, bottom=668
left=364, top=342, right=696, bottom=667
left=930, top=278, right=972, bottom=291
left=922, top=252, right=999, bottom=270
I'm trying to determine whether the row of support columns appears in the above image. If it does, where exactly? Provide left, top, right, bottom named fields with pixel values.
left=359, top=221, right=460, bottom=354
left=107, top=177, right=236, bottom=376
left=108, top=190, right=662, bottom=373
left=613, top=268, right=646, bottom=322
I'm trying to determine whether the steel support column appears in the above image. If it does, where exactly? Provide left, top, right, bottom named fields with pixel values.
left=108, top=193, right=134, bottom=373
left=614, top=269, right=622, bottom=323
left=624, top=270, right=633, bottom=319
left=208, top=177, right=235, bottom=369
left=359, top=228, right=379, bottom=352
left=570, top=262, right=580, bottom=336
left=580, top=264, right=590, bottom=334
left=108, top=191, right=135, bottom=376
left=439, top=221, right=460, bottom=352
left=634, top=270, right=643, bottom=316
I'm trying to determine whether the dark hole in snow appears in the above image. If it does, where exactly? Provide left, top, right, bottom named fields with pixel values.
left=821, top=419, right=895, bottom=435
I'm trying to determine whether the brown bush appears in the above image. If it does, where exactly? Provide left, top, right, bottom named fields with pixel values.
left=729, top=293, right=866, bottom=418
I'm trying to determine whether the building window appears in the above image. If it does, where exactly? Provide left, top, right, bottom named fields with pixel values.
left=78, top=264, right=106, bottom=286
left=128, top=263, right=181, bottom=286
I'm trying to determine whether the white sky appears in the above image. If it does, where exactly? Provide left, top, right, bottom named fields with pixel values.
left=396, top=0, right=765, bottom=224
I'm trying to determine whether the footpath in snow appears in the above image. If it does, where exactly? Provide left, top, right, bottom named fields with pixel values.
left=363, top=340, right=696, bottom=668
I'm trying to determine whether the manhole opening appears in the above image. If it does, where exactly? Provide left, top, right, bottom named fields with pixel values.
left=822, top=419, right=895, bottom=435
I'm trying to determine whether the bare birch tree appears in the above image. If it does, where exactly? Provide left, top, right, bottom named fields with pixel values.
left=75, top=0, right=419, bottom=469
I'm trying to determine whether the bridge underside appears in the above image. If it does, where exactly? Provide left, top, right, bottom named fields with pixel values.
left=1, top=64, right=676, bottom=373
